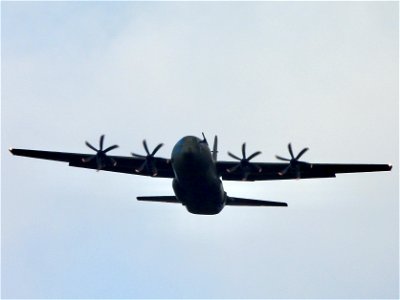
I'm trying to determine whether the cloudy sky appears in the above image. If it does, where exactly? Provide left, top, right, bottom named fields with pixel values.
left=2, top=1, right=398, bottom=298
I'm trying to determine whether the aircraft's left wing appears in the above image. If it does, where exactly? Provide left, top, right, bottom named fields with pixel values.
left=217, top=161, right=392, bottom=181
left=9, top=148, right=175, bottom=178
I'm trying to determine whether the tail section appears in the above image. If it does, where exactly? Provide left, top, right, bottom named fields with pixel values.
left=212, top=135, right=218, bottom=161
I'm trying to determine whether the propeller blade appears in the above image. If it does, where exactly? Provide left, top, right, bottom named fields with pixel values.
left=135, top=161, right=147, bottom=173
left=275, top=155, right=291, bottom=161
left=142, top=140, right=150, bottom=156
left=227, top=164, right=241, bottom=173
left=288, top=143, right=294, bottom=159
left=99, top=135, right=105, bottom=151
left=242, top=171, right=250, bottom=181
left=247, top=151, right=262, bottom=161
left=151, top=143, right=164, bottom=156
left=278, top=165, right=291, bottom=176
left=242, top=143, right=246, bottom=159
left=275, top=155, right=290, bottom=161
left=96, top=156, right=105, bottom=171
left=85, top=141, right=98, bottom=152
left=151, top=166, right=158, bottom=177
left=296, top=147, right=309, bottom=160
left=109, top=157, right=117, bottom=167
left=103, top=144, right=119, bottom=153
left=131, top=152, right=146, bottom=159
left=252, top=164, right=262, bottom=173
left=82, top=155, right=95, bottom=163
left=228, top=152, right=241, bottom=161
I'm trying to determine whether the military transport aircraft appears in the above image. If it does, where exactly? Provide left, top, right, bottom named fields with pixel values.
left=9, top=134, right=392, bottom=215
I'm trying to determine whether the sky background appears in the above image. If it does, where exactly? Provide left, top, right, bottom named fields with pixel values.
left=2, top=1, right=398, bottom=299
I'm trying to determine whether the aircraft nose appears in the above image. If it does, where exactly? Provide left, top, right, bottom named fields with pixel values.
left=171, top=136, right=201, bottom=163
left=182, top=146, right=196, bottom=160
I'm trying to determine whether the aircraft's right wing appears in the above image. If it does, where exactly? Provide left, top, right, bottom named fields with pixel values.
left=9, top=148, right=175, bottom=178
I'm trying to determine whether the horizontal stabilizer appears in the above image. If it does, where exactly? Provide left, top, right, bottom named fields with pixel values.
left=227, top=197, right=287, bottom=207
left=137, top=196, right=181, bottom=204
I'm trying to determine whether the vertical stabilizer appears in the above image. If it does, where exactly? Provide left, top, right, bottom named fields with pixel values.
left=212, top=135, right=218, bottom=161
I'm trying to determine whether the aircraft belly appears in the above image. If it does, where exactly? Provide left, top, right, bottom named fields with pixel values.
left=173, top=178, right=225, bottom=215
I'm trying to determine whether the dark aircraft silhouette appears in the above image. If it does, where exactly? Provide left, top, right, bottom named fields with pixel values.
left=9, top=134, right=392, bottom=215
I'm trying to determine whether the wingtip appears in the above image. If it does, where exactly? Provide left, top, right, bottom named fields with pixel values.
left=9, top=148, right=15, bottom=154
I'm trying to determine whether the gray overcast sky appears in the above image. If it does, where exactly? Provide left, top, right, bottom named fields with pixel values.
left=2, top=1, right=398, bottom=298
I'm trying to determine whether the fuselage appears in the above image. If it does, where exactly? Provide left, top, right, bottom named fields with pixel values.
left=171, top=136, right=226, bottom=215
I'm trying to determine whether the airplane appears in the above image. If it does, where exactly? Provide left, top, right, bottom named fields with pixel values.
left=9, top=134, right=392, bottom=215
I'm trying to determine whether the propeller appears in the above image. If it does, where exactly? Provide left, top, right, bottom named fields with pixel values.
left=131, top=140, right=164, bottom=176
left=275, top=143, right=309, bottom=178
left=82, top=135, right=119, bottom=171
left=226, top=143, right=262, bottom=180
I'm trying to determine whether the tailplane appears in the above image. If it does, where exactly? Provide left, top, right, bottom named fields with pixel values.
left=137, top=196, right=181, bottom=204
left=226, top=196, right=287, bottom=207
